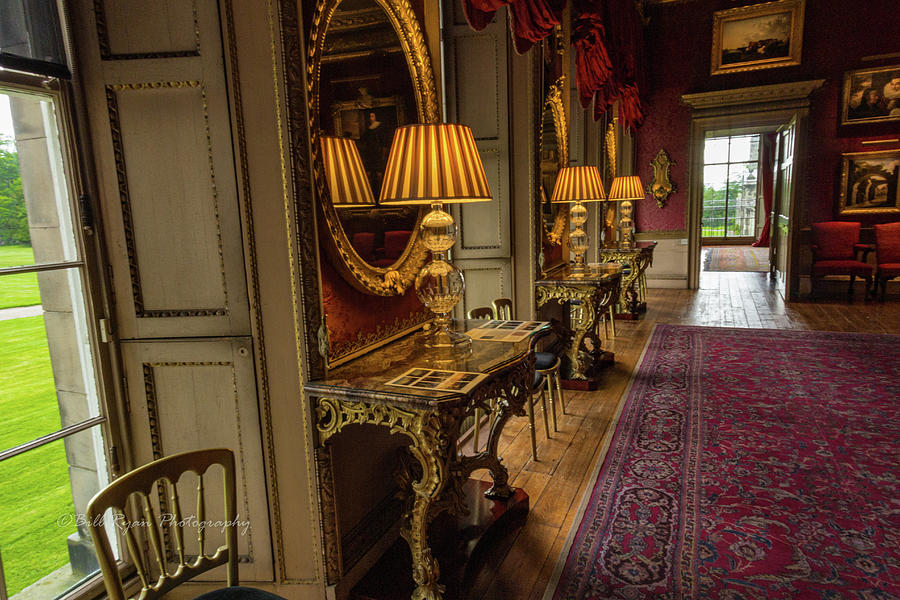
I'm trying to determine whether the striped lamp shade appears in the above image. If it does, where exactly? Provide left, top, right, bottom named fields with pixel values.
left=550, top=166, right=606, bottom=203
left=608, top=175, right=646, bottom=201
left=379, top=124, right=492, bottom=205
left=320, top=135, right=376, bottom=207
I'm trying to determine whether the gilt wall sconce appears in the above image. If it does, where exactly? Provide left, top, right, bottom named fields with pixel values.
left=647, top=148, right=676, bottom=208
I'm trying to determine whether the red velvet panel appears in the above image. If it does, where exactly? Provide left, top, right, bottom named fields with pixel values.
left=320, top=248, right=429, bottom=360
left=874, top=222, right=900, bottom=265
left=811, top=221, right=861, bottom=260
left=811, top=260, right=873, bottom=276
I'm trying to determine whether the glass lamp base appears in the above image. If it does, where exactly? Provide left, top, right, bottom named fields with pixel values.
left=418, top=323, right=472, bottom=353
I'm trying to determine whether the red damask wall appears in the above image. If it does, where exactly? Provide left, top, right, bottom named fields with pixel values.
left=633, top=0, right=900, bottom=233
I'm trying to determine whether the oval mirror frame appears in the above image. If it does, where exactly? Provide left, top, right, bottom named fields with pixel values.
left=541, top=76, right=569, bottom=247
left=308, top=0, right=439, bottom=295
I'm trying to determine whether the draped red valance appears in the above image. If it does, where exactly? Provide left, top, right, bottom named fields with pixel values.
left=462, top=0, right=566, bottom=54
left=460, top=0, right=646, bottom=130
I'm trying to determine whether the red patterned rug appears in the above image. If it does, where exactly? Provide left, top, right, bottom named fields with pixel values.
left=546, top=325, right=900, bottom=599
left=704, top=246, right=769, bottom=272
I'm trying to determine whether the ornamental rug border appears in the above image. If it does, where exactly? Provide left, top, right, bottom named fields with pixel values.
left=546, top=324, right=900, bottom=599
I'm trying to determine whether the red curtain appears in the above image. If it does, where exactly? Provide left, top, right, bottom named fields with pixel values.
left=460, top=0, right=646, bottom=129
left=462, top=0, right=565, bottom=54
left=752, top=133, right=776, bottom=247
left=572, top=0, right=645, bottom=130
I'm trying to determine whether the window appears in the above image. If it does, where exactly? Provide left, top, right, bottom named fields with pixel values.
left=0, top=81, right=115, bottom=599
left=702, top=134, right=761, bottom=239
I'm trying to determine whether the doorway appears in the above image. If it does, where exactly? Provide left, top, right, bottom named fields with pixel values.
left=700, top=133, right=772, bottom=280
left=683, top=81, right=823, bottom=295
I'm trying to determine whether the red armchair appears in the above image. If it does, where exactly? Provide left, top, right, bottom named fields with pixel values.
left=874, top=222, right=900, bottom=301
left=810, top=221, right=873, bottom=300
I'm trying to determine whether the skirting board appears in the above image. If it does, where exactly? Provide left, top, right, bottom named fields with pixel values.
left=647, top=276, right=688, bottom=289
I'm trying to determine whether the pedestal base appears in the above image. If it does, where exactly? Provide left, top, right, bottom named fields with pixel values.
left=350, top=480, right=529, bottom=600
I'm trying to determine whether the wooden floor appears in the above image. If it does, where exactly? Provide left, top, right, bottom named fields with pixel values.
left=471, top=271, right=900, bottom=600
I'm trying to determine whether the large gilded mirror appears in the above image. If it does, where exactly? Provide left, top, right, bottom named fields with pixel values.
left=308, top=0, right=439, bottom=295
left=539, top=76, right=569, bottom=272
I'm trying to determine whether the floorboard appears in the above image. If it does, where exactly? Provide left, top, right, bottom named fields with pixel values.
left=474, top=271, right=900, bottom=600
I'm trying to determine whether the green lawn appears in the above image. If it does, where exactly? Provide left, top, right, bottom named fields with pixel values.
left=0, top=245, right=41, bottom=310
left=0, top=316, right=75, bottom=596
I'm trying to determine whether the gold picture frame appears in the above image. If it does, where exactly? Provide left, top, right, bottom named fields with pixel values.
left=840, top=64, right=900, bottom=126
left=710, top=0, right=805, bottom=76
left=838, top=149, right=900, bottom=215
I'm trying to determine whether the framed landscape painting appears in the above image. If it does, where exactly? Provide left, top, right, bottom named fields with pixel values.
left=841, top=64, right=900, bottom=126
left=710, top=0, right=805, bottom=76
left=838, top=150, right=900, bottom=215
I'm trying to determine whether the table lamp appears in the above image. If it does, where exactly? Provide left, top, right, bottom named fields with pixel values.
left=550, top=165, right=606, bottom=277
left=608, top=175, right=644, bottom=248
left=380, top=123, right=492, bottom=351
left=320, top=135, right=377, bottom=207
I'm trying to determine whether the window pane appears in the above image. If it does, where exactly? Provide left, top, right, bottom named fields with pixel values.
left=727, top=162, right=759, bottom=237
left=1, top=92, right=79, bottom=267
left=0, top=0, right=67, bottom=70
left=0, top=266, right=100, bottom=451
left=0, top=427, right=108, bottom=598
left=728, top=134, right=759, bottom=163
left=702, top=164, right=728, bottom=237
left=704, top=137, right=730, bottom=164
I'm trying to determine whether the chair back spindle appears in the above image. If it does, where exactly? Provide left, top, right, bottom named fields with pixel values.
left=86, top=448, right=238, bottom=600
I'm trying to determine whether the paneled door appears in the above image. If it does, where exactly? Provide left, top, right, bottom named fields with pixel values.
left=442, top=3, right=514, bottom=319
left=69, top=0, right=272, bottom=580
left=771, top=116, right=797, bottom=299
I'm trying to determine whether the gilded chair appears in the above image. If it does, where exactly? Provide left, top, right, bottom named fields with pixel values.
left=810, top=221, right=873, bottom=300
left=466, top=306, right=494, bottom=320
left=874, top=222, right=900, bottom=301
left=492, top=297, right=513, bottom=320
left=86, top=448, right=285, bottom=600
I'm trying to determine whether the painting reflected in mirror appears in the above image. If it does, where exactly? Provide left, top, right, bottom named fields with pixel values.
left=317, top=0, right=420, bottom=271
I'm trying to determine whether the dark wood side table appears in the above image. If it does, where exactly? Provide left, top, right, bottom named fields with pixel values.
left=534, top=263, right=622, bottom=387
left=597, top=241, right=656, bottom=319
left=304, top=321, right=547, bottom=600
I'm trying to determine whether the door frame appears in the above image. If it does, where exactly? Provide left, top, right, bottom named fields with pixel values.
left=682, top=81, right=824, bottom=291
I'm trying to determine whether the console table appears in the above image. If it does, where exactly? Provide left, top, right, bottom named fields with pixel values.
left=598, top=241, right=656, bottom=319
left=534, top=263, right=622, bottom=386
left=304, top=321, right=546, bottom=600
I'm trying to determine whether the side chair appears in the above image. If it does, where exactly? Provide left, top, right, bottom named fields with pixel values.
left=874, top=221, right=900, bottom=301
left=810, top=221, right=873, bottom=300
left=86, top=448, right=285, bottom=600
left=492, top=297, right=513, bottom=320
left=466, top=306, right=494, bottom=320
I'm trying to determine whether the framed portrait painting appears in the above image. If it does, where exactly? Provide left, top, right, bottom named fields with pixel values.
left=331, top=94, right=406, bottom=193
left=710, top=0, right=805, bottom=76
left=838, top=150, right=900, bottom=215
left=841, top=65, right=900, bottom=126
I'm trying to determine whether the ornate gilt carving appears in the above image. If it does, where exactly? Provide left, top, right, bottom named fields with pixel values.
left=309, top=342, right=536, bottom=598
left=647, top=149, right=676, bottom=208
left=535, top=282, right=618, bottom=380
left=540, top=76, right=569, bottom=247
left=598, top=246, right=654, bottom=314
left=308, top=0, right=439, bottom=296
